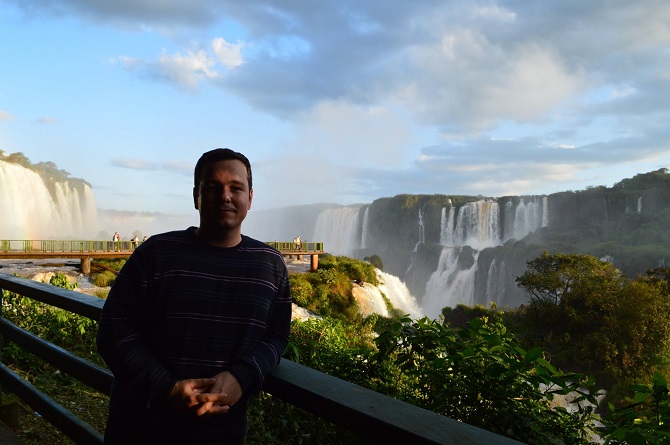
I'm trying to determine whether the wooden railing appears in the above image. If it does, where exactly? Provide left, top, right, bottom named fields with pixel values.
left=0, top=273, right=523, bottom=445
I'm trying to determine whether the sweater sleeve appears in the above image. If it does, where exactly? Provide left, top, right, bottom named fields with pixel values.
left=96, top=247, right=176, bottom=406
left=227, top=263, right=292, bottom=395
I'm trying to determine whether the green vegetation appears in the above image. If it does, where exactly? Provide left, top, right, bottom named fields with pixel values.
left=5, top=253, right=670, bottom=444
left=289, top=254, right=377, bottom=321
left=92, top=271, right=116, bottom=287
left=90, top=258, right=125, bottom=288
left=1, top=273, right=107, bottom=444
left=363, top=254, right=384, bottom=270
left=511, top=253, right=670, bottom=389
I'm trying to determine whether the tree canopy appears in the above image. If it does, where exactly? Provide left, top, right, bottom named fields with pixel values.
left=514, top=252, right=670, bottom=387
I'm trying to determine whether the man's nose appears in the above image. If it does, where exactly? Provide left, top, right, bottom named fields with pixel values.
left=222, top=187, right=233, bottom=201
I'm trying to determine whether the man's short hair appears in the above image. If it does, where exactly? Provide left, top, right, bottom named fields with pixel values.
left=194, top=148, right=253, bottom=190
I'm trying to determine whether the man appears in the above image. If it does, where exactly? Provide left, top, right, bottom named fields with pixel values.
left=97, top=148, right=292, bottom=444
left=112, top=232, right=120, bottom=252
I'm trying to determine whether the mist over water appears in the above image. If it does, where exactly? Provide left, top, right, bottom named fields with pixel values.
left=0, top=160, right=101, bottom=239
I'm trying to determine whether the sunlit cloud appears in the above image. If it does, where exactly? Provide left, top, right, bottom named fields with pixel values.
left=212, top=37, right=244, bottom=69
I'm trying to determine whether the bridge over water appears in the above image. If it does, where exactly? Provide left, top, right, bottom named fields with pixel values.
left=0, top=239, right=325, bottom=273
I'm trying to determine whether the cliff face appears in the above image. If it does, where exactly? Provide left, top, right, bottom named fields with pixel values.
left=247, top=169, right=670, bottom=317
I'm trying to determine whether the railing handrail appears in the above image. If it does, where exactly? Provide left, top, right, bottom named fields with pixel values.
left=0, top=273, right=522, bottom=445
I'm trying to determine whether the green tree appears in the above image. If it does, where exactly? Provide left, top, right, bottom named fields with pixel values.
left=515, top=252, right=670, bottom=387
left=363, top=254, right=384, bottom=271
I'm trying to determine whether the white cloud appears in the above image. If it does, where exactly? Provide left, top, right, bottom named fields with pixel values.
left=0, top=110, right=13, bottom=120
left=211, top=37, right=244, bottom=69
left=116, top=48, right=219, bottom=90
left=155, top=49, right=219, bottom=88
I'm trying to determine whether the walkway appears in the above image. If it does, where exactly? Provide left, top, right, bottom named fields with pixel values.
left=0, top=240, right=325, bottom=272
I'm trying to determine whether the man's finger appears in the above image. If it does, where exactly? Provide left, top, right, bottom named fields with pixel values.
left=195, top=392, right=227, bottom=404
left=196, top=401, right=213, bottom=416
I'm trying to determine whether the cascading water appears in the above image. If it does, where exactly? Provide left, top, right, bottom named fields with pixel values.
left=440, top=205, right=456, bottom=246
left=513, top=197, right=541, bottom=240
left=417, top=206, right=425, bottom=246
left=361, top=206, right=370, bottom=249
left=0, top=160, right=101, bottom=239
left=420, top=198, right=548, bottom=318
left=451, top=200, right=501, bottom=250
left=422, top=247, right=479, bottom=318
left=313, top=207, right=361, bottom=257
left=377, top=270, right=422, bottom=319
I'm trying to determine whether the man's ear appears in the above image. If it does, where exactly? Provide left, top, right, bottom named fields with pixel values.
left=193, top=186, right=199, bottom=210
left=248, top=189, right=254, bottom=210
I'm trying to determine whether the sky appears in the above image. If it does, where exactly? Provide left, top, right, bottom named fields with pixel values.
left=1, top=0, right=669, bottom=233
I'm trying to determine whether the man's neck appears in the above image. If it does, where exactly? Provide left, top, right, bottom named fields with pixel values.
left=194, top=227, right=241, bottom=248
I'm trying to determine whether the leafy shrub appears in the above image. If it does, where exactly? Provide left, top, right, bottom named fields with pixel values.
left=93, top=288, right=110, bottom=299
left=290, top=257, right=372, bottom=323
left=363, top=254, right=384, bottom=271
left=288, top=317, right=377, bottom=386
left=601, top=372, right=670, bottom=444
left=92, top=270, right=116, bottom=287
left=1, top=273, right=102, bottom=368
left=369, top=315, right=599, bottom=444
left=319, top=255, right=378, bottom=285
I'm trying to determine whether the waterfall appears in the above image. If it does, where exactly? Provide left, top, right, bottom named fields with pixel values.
left=313, top=207, right=361, bottom=257
left=0, top=160, right=101, bottom=239
left=486, top=259, right=499, bottom=301
left=514, top=197, right=541, bottom=240
left=452, top=201, right=501, bottom=249
left=637, top=196, right=643, bottom=213
left=376, top=270, right=422, bottom=319
left=422, top=247, right=479, bottom=319
left=417, top=206, right=425, bottom=245
left=440, top=205, right=456, bottom=246
left=361, top=206, right=370, bottom=249
left=423, top=197, right=547, bottom=316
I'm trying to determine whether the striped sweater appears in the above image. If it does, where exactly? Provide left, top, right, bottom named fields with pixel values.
left=97, top=227, right=292, bottom=442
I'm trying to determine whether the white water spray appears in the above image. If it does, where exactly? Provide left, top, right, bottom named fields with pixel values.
left=313, top=207, right=361, bottom=256
left=0, top=161, right=101, bottom=239
left=377, top=270, right=423, bottom=319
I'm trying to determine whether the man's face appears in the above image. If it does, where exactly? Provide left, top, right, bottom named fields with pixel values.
left=193, top=159, right=253, bottom=233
